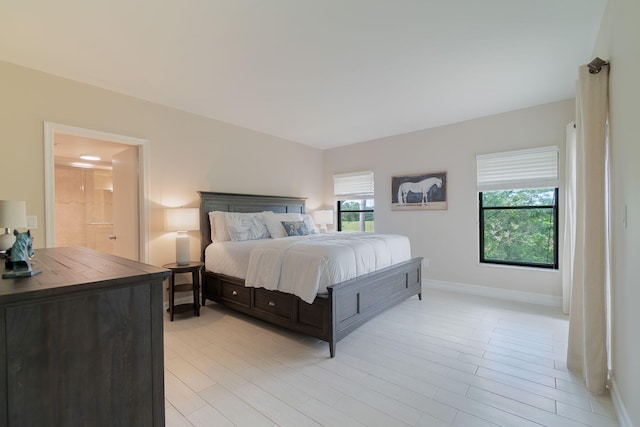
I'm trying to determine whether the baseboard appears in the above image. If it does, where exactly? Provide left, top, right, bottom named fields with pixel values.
left=610, top=375, right=634, bottom=427
left=423, top=278, right=562, bottom=308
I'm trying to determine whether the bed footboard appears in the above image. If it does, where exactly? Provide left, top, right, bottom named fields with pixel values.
left=202, top=257, right=422, bottom=357
left=329, top=257, right=422, bottom=356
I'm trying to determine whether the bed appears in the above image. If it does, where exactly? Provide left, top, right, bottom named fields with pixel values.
left=199, top=191, right=423, bottom=357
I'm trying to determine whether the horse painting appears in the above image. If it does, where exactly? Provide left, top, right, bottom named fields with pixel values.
left=397, top=177, right=443, bottom=206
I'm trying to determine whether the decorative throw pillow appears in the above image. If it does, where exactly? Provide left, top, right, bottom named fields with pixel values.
left=281, top=220, right=310, bottom=237
left=264, top=212, right=303, bottom=238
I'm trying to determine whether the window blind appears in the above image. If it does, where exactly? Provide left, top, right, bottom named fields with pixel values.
left=333, top=171, right=374, bottom=198
left=476, top=146, right=559, bottom=191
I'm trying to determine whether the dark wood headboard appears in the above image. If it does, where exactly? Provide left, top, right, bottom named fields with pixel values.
left=198, top=191, right=306, bottom=259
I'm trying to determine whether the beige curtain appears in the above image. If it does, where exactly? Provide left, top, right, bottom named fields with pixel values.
left=566, top=62, right=609, bottom=393
left=562, top=123, right=576, bottom=315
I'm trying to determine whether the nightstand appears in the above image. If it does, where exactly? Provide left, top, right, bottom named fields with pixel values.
left=163, top=261, right=203, bottom=321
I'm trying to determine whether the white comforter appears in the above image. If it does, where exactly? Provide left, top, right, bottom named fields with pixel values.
left=245, top=233, right=411, bottom=303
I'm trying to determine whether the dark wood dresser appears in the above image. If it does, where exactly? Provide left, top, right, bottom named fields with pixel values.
left=0, top=247, right=170, bottom=427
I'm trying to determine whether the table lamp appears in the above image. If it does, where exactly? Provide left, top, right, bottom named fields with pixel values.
left=165, top=207, right=199, bottom=265
left=0, top=200, right=28, bottom=252
left=312, top=210, right=334, bottom=233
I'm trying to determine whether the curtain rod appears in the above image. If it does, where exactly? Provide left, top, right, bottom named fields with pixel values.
left=588, top=57, right=609, bottom=74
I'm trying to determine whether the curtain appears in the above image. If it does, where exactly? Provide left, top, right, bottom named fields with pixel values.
left=566, top=62, right=609, bottom=394
left=562, top=123, right=576, bottom=314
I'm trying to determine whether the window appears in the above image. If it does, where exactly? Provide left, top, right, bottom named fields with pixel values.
left=334, top=171, right=374, bottom=232
left=337, top=199, right=375, bottom=231
left=477, top=147, right=559, bottom=269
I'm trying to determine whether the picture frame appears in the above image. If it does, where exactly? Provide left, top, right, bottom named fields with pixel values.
left=391, top=171, right=447, bottom=210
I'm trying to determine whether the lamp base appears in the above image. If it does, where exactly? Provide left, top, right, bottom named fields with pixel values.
left=0, top=231, right=15, bottom=252
left=175, top=232, right=190, bottom=266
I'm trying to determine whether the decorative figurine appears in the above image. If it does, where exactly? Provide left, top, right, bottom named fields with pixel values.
left=3, top=229, right=41, bottom=278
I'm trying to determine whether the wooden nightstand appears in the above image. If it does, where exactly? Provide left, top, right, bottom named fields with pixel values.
left=163, top=261, right=203, bottom=321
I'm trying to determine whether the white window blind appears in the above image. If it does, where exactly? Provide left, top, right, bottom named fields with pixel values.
left=333, top=171, right=374, bottom=198
left=476, top=146, right=559, bottom=191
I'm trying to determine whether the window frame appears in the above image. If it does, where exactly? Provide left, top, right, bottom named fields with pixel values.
left=478, top=188, right=559, bottom=269
left=336, top=199, right=375, bottom=232
left=333, top=170, right=375, bottom=232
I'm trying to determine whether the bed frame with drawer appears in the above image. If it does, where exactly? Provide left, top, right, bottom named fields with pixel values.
left=199, top=191, right=422, bottom=357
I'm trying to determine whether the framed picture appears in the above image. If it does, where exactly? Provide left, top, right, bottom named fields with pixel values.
left=391, top=171, right=447, bottom=210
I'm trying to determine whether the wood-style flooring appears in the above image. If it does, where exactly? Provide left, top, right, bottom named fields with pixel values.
left=164, top=289, right=618, bottom=427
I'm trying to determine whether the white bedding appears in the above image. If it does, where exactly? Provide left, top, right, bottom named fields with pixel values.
left=205, top=233, right=412, bottom=304
left=204, top=239, right=264, bottom=279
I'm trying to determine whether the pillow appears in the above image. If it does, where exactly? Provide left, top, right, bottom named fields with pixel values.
left=264, top=212, right=304, bottom=238
left=281, top=221, right=310, bottom=237
left=208, top=211, right=216, bottom=242
left=224, top=212, right=270, bottom=242
left=208, top=211, right=230, bottom=242
left=301, top=213, right=318, bottom=234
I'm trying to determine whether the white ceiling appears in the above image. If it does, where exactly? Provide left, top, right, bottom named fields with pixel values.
left=0, top=0, right=606, bottom=149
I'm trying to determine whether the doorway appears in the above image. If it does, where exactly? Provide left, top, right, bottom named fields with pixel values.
left=43, top=123, right=149, bottom=262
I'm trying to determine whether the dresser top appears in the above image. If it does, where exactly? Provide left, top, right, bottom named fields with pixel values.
left=0, top=247, right=170, bottom=305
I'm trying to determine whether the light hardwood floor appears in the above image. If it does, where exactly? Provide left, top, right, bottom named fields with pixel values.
left=164, top=289, right=618, bottom=427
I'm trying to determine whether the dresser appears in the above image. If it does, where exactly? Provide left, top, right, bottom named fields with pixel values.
left=0, top=247, right=170, bottom=427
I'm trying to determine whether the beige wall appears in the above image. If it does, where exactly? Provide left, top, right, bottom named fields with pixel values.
left=593, top=0, right=640, bottom=424
left=0, top=60, right=324, bottom=266
left=324, top=99, right=575, bottom=300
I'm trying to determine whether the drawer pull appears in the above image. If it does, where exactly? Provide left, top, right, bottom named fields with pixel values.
left=268, top=300, right=276, bottom=307
left=232, top=290, right=238, bottom=296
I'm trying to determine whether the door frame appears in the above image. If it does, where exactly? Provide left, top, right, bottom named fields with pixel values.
left=43, top=122, right=150, bottom=262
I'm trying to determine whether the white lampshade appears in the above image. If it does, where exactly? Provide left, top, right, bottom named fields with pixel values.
left=0, top=200, right=28, bottom=228
left=164, top=208, right=199, bottom=266
left=312, top=210, right=334, bottom=233
left=164, top=208, right=199, bottom=232
left=0, top=200, right=28, bottom=251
